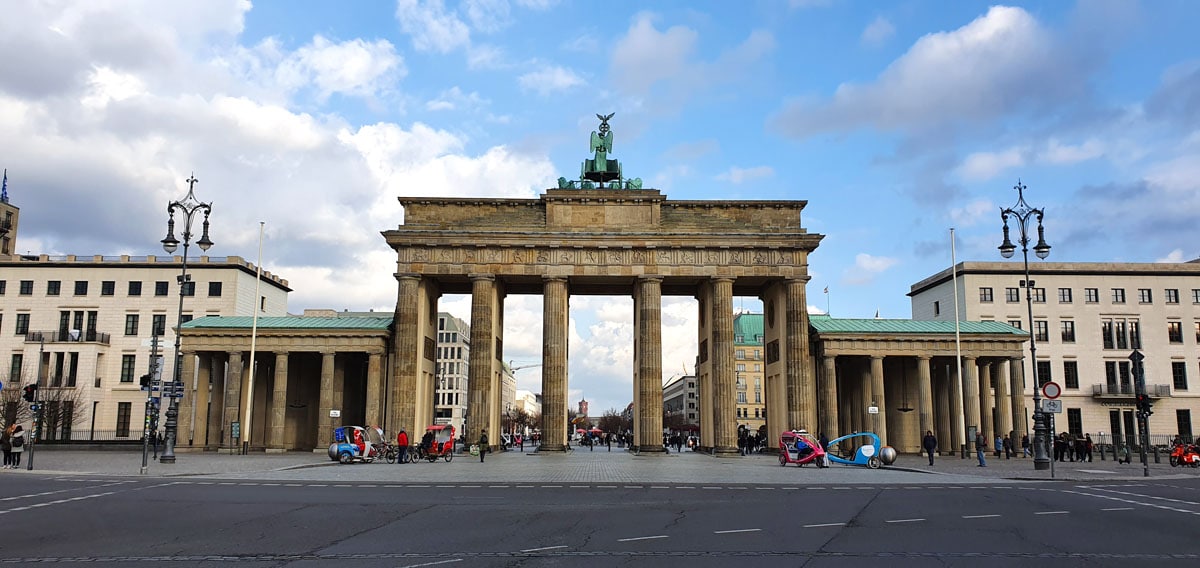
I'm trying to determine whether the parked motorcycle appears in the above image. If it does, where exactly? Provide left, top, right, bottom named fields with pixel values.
left=1169, top=443, right=1200, bottom=467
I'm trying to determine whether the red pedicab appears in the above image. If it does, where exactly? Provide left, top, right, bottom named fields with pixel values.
left=414, top=424, right=455, bottom=462
left=779, top=429, right=828, bottom=468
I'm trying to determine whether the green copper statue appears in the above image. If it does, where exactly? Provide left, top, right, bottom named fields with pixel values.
left=582, top=113, right=622, bottom=184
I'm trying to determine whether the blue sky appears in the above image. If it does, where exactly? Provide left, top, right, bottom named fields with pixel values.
left=2, top=0, right=1198, bottom=414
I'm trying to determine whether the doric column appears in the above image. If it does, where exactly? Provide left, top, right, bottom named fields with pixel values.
left=176, top=350, right=196, bottom=447
left=635, top=276, right=665, bottom=452
left=949, top=359, right=965, bottom=452
left=1009, top=357, right=1027, bottom=441
left=979, top=361, right=994, bottom=442
left=317, top=350, right=336, bottom=445
left=540, top=276, right=569, bottom=452
left=935, top=367, right=952, bottom=455
left=917, top=356, right=934, bottom=445
left=467, top=274, right=496, bottom=447
left=190, top=353, right=213, bottom=447
left=995, top=359, right=1012, bottom=439
left=785, top=278, right=814, bottom=430
left=365, top=351, right=383, bottom=429
left=390, top=274, right=421, bottom=437
left=269, top=351, right=289, bottom=450
left=205, top=354, right=225, bottom=450
left=962, top=356, right=980, bottom=448
left=711, top=277, right=737, bottom=453
left=223, top=350, right=243, bottom=448
left=870, top=355, right=887, bottom=444
left=819, top=355, right=838, bottom=439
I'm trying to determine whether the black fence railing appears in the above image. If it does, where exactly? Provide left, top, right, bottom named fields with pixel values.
left=25, top=330, right=111, bottom=345
left=34, top=429, right=144, bottom=444
left=1092, top=433, right=1185, bottom=451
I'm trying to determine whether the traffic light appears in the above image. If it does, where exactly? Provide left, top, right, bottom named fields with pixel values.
left=139, top=374, right=151, bottom=389
left=1135, top=393, right=1154, bottom=418
left=22, top=384, right=38, bottom=402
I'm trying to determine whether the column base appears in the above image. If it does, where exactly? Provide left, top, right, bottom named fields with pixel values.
left=712, top=446, right=741, bottom=455
left=636, top=445, right=667, bottom=454
left=536, top=444, right=566, bottom=452
left=265, top=448, right=287, bottom=454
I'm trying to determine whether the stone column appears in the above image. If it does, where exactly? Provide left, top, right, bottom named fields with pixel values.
left=949, top=360, right=965, bottom=452
left=1010, top=358, right=1027, bottom=441
left=317, top=350, right=336, bottom=446
left=467, top=274, right=496, bottom=447
left=916, top=355, right=934, bottom=445
left=995, top=359, right=1012, bottom=439
left=191, top=354, right=213, bottom=447
left=979, top=361, right=994, bottom=442
left=785, top=278, right=814, bottom=430
left=636, top=276, right=665, bottom=452
left=223, top=351, right=243, bottom=448
left=176, top=350, right=196, bottom=447
left=962, top=356, right=980, bottom=449
left=365, top=351, right=383, bottom=429
left=540, top=276, right=569, bottom=452
left=390, top=274, right=421, bottom=436
left=819, top=355, right=838, bottom=439
left=935, top=367, right=952, bottom=455
left=870, top=355, right=887, bottom=444
left=269, top=351, right=289, bottom=451
left=711, top=277, right=737, bottom=453
left=205, top=353, right=225, bottom=450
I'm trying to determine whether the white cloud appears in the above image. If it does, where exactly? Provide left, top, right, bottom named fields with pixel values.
left=949, top=199, right=994, bottom=227
left=463, top=0, right=512, bottom=34
left=844, top=253, right=898, bottom=285
left=425, top=86, right=488, bottom=111
left=518, top=65, right=585, bottom=95
left=275, top=35, right=405, bottom=100
left=1157, top=249, right=1186, bottom=263
left=515, top=0, right=558, bottom=8
left=861, top=16, right=895, bottom=46
left=1038, top=138, right=1104, bottom=165
left=396, top=0, right=472, bottom=53
left=956, top=146, right=1026, bottom=181
left=80, top=66, right=147, bottom=109
left=715, top=166, right=774, bottom=184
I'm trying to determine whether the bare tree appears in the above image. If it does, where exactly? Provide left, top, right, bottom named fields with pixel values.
left=1, top=383, right=90, bottom=439
left=598, top=408, right=625, bottom=433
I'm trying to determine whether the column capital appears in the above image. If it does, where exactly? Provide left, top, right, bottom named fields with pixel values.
left=784, top=276, right=812, bottom=285
left=711, top=276, right=735, bottom=283
left=273, top=349, right=291, bottom=356
left=871, top=354, right=884, bottom=361
left=916, top=355, right=931, bottom=361
left=822, top=354, right=837, bottom=362
left=542, top=275, right=568, bottom=283
left=393, top=272, right=421, bottom=282
left=637, top=275, right=664, bottom=283
left=468, top=273, right=496, bottom=282
left=964, top=355, right=978, bottom=362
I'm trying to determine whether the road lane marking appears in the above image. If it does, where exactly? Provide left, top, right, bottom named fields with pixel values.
left=597, top=485, right=617, bottom=489
left=1060, top=489, right=1200, bottom=516
left=702, top=486, right=722, bottom=490
left=962, top=514, right=1001, bottom=519
left=803, top=522, right=845, bottom=528
left=1102, top=507, right=1134, bottom=511
left=714, top=528, right=761, bottom=534
left=397, top=559, right=462, bottom=568
left=521, top=545, right=568, bottom=552
left=1035, top=511, right=1068, bottom=515
left=618, top=535, right=668, bottom=542
left=1085, top=487, right=1200, bottom=506
left=886, top=518, right=925, bottom=523
left=650, top=485, right=670, bottom=489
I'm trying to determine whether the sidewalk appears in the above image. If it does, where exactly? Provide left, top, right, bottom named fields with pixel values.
left=5, top=446, right=1195, bottom=484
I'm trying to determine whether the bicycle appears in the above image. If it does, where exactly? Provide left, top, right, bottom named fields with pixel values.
left=379, top=443, right=397, bottom=464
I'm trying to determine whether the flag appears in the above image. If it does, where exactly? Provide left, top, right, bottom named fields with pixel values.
left=823, top=286, right=828, bottom=294
left=1, top=169, right=7, bottom=202
left=874, top=309, right=880, bottom=319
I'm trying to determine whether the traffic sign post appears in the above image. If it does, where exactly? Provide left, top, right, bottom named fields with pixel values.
left=1041, top=381, right=1061, bottom=400
left=1043, top=400, right=1063, bottom=413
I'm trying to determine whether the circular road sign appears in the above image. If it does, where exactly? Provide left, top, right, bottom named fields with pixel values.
left=1042, top=381, right=1062, bottom=400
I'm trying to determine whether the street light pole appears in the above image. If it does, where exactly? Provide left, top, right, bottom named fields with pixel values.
left=998, top=180, right=1051, bottom=472
left=159, top=174, right=213, bottom=464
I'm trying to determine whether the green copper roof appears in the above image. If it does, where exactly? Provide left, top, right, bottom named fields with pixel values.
left=733, top=313, right=764, bottom=345
left=183, top=315, right=393, bottom=330
left=809, top=314, right=1026, bottom=335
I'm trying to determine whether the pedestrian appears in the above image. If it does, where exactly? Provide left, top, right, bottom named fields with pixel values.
left=818, top=432, right=829, bottom=452
left=1003, top=435, right=1012, bottom=459
left=478, top=429, right=488, bottom=463
left=975, top=431, right=987, bottom=467
left=1021, top=434, right=1031, bottom=458
left=396, top=428, right=409, bottom=464
left=606, top=433, right=612, bottom=452
left=1, top=424, right=12, bottom=468
left=995, top=434, right=1003, bottom=458
left=922, top=430, right=938, bottom=466
left=1084, top=434, right=1094, bottom=462
left=10, top=425, right=25, bottom=467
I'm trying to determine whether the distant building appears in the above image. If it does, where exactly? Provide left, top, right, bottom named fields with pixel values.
left=435, top=312, right=470, bottom=433
left=733, top=313, right=767, bottom=433
left=663, top=373, right=698, bottom=428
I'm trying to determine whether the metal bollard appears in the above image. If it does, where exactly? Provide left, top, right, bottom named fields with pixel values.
left=1153, top=446, right=1160, bottom=464
left=1099, top=445, right=1105, bottom=461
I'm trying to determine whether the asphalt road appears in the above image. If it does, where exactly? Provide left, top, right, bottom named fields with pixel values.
left=3, top=475, right=1199, bottom=567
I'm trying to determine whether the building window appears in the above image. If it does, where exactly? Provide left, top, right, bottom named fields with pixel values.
left=128, top=281, right=142, bottom=296
left=182, top=281, right=195, bottom=296
left=1194, top=289, right=1200, bottom=304
left=9, top=354, right=23, bottom=382
left=1168, top=321, right=1183, bottom=343
left=933, top=300, right=940, bottom=316
left=1195, top=322, right=1200, bottom=344
left=15, top=313, right=29, bottom=335
left=208, top=282, right=222, bottom=297
left=1166, top=289, right=1179, bottom=304
left=0, top=280, right=4, bottom=295
left=1035, top=360, right=1052, bottom=388
left=101, top=281, right=115, bottom=295
left=47, top=280, right=61, bottom=295
left=1034, top=320, right=1049, bottom=342
left=1172, top=362, right=1188, bottom=391
left=1058, top=288, right=1072, bottom=303
left=755, top=392, right=761, bottom=403
left=124, top=314, right=139, bottom=336
left=1085, top=288, right=1099, bottom=303
left=735, top=349, right=746, bottom=359
left=1005, top=287, right=1020, bottom=303
left=155, top=281, right=169, bottom=296
left=1032, top=288, right=1046, bottom=303
left=1112, top=288, right=1125, bottom=303
left=980, top=287, right=993, bottom=303
left=1067, top=408, right=1083, bottom=437
left=1064, top=361, right=1079, bottom=389
left=19, top=280, right=33, bottom=295
left=737, top=392, right=747, bottom=403
left=116, top=402, right=132, bottom=438
left=260, top=296, right=266, bottom=311
left=1138, top=288, right=1152, bottom=303
left=1060, top=321, right=1075, bottom=343
left=1007, top=319, right=1022, bottom=330
left=1102, top=318, right=1140, bottom=350
left=1106, top=361, right=1133, bottom=393
left=152, top=315, right=166, bottom=336
left=1178, top=410, right=1193, bottom=443
left=74, top=280, right=88, bottom=295
left=736, top=363, right=746, bottom=372
left=120, top=354, right=136, bottom=382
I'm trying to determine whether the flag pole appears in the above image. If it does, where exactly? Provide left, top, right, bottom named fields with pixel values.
left=951, top=228, right=966, bottom=454
left=242, top=221, right=265, bottom=454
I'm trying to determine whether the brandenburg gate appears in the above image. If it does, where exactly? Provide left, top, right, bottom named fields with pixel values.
left=383, top=115, right=823, bottom=453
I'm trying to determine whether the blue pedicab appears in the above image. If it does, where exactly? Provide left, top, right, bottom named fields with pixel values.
left=826, top=432, right=884, bottom=469
left=327, top=425, right=384, bottom=464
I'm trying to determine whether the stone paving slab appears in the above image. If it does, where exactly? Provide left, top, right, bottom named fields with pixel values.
left=5, top=447, right=1195, bottom=485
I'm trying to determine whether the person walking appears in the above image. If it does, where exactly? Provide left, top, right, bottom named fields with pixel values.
left=606, top=433, right=612, bottom=452
left=1021, top=434, right=1031, bottom=458
left=478, top=429, right=489, bottom=463
left=10, top=425, right=26, bottom=468
left=975, top=431, right=987, bottom=467
left=1084, top=434, right=1094, bottom=462
left=1, top=424, right=12, bottom=468
left=1003, top=435, right=1012, bottom=459
left=396, top=428, right=409, bottom=464
left=922, top=430, right=938, bottom=466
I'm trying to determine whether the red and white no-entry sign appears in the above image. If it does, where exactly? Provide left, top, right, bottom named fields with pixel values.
left=1042, top=381, right=1062, bottom=400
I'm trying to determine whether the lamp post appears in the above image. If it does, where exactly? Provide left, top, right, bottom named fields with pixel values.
left=998, top=180, right=1051, bottom=471
left=159, top=174, right=213, bottom=464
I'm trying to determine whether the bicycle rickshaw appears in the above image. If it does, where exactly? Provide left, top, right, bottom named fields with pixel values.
left=779, top=429, right=828, bottom=467
left=412, top=424, right=455, bottom=463
left=328, top=425, right=392, bottom=464
left=826, top=431, right=891, bottom=469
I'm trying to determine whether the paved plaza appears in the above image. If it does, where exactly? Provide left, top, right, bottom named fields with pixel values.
left=5, top=445, right=1192, bottom=485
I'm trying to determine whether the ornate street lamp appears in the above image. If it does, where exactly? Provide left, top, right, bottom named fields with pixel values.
left=998, top=180, right=1051, bottom=471
left=159, top=174, right=213, bottom=464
